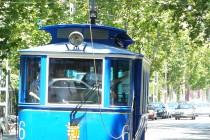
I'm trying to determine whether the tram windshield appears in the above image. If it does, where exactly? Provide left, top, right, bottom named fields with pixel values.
left=48, top=58, right=102, bottom=104
left=110, top=59, right=131, bottom=106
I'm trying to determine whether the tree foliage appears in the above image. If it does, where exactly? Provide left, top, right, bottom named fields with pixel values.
left=0, top=0, right=210, bottom=93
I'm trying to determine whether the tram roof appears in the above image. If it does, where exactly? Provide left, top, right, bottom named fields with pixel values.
left=39, top=24, right=134, bottom=49
left=20, top=42, right=144, bottom=58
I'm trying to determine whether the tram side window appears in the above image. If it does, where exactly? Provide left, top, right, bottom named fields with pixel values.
left=48, top=58, right=102, bottom=104
left=20, top=57, right=41, bottom=103
left=110, top=59, right=131, bottom=106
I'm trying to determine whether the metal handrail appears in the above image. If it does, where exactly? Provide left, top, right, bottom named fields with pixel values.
left=134, top=114, right=147, bottom=140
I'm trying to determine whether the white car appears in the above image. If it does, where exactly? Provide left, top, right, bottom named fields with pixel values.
left=48, top=78, right=101, bottom=104
left=166, top=102, right=178, bottom=117
left=192, top=102, right=210, bottom=116
left=174, top=103, right=196, bottom=120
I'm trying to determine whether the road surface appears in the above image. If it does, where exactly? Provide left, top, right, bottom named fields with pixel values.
left=146, top=116, right=210, bottom=140
left=3, top=134, right=16, bottom=140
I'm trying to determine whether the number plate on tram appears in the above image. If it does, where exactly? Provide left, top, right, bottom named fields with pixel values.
left=67, top=123, right=80, bottom=140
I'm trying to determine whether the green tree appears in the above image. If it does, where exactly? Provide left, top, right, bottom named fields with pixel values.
left=0, top=0, right=210, bottom=98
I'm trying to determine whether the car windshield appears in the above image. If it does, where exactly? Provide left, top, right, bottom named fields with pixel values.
left=194, top=103, right=210, bottom=108
left=167, top=103, right=178, bottom=109
left=177, top=104, right=193, bottom=109
left=148, top=105, right=154, bottom=110
left=48, top=58, right=102, bottom=104
left=152, top=103, right=163, bottom=108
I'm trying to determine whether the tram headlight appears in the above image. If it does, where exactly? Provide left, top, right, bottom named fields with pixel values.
left=69, top=31, right=84, bottom=46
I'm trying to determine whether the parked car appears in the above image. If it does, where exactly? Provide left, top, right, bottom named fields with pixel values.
left=149, top=102, right=167, bottom=119
left=191, top=102, right=210, bottom=116
left=147, top=104, right=157, bottom=120
left=166, top=102, right=178, bottom=117
left=174, top=103, right=196, bottom=120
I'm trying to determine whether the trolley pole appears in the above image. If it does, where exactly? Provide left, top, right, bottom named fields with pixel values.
left=89, top=0, right=97, bottom=24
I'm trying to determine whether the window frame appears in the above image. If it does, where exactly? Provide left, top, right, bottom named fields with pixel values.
left=108, top=58, right=132, bottom=107
left=19, top=55, right=41, bottom=104
left=46, top=57, right=103, bottom=106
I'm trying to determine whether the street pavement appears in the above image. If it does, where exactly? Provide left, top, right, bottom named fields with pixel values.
left=3, top=134, right=16, bottom=140
left=145, top=116, right=210, bottom=140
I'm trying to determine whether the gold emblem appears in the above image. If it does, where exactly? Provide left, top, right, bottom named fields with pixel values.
left=67, top=123, right=80, bottom=140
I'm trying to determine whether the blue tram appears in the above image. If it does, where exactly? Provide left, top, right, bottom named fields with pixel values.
left=18, top=24, right=150, bottom=140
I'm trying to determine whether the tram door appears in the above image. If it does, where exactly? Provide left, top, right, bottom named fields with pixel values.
left=132, top=59, right=149, bottom=139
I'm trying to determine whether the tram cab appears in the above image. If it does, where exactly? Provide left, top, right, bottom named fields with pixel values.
left=18, top=24, right=150, bottom=140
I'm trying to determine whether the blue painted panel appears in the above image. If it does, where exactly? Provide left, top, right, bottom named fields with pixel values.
left=19, top=56, right=25, bottom=103
left=18, top=109, right=129, bottom=140
left=40, top=56, right=47, bottom=105
left=104, top=58, right=111, bottom=107
left=133, top=59, right=143, bottom=137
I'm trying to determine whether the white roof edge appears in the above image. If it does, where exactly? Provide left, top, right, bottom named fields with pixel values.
left=19, top=51, right=143, bottom=59
left=19, top=42, right=143, bottom=56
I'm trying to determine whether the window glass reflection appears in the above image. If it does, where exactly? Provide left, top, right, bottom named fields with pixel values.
left=110, top=59, right=131, bottom=106
left=21, top=57, right=41, bottom=103
left=48, top=58, right=102, bottom=104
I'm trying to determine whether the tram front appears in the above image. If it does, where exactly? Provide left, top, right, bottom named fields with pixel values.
left=18, top=24, right=149, bottom=140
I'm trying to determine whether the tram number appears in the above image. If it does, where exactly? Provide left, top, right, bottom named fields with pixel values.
left=19, top=121, right=26, bottom=140
left=67, top=123, right=80, bottom=140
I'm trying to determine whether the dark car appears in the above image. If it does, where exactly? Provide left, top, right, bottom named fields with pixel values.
left=149, top=103, right=167, bottom=119
left=174, top=103, right=196, bottom=120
